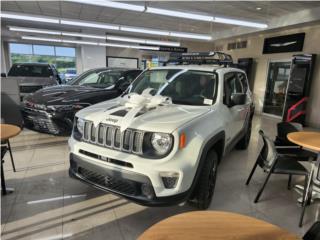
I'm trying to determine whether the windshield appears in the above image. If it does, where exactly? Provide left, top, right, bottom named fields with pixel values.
left=130, top=69, right=218, bottom=106
left=8, top=64, right=53, bottom=77
left=69, top=69, right=123, bottom=88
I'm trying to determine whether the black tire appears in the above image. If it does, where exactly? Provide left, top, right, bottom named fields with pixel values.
left=190, top=150, right=218, bottom=210
left=236, top=119, right=252, bottom=150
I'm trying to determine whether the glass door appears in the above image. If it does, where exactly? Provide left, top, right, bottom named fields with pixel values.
left=263, top=61, right=291, bottom=117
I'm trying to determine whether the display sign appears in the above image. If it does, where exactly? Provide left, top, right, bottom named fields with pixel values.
left=159, top=46, right=188, bottom=53
left=263, top=33, right=305, bottom=54
left=106, top=56, right=138, bottom=68
left=140, top=45, right=187, bottom=53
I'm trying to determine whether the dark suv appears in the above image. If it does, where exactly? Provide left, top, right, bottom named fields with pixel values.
left=21, top=68, right=142, bottom=135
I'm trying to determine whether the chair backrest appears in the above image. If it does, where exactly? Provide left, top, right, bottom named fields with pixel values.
left=257, top=130, right=278, bottom=171
left=303, top=221, right=320, bottom=240
left=276, top=122, right=303, bottom=146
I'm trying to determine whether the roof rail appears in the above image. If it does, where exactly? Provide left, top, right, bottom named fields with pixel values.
left=165, top=51, right=233, bottom=67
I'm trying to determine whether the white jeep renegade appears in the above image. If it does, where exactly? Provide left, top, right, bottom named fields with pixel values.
left=69, top=52, right=254, bottom=209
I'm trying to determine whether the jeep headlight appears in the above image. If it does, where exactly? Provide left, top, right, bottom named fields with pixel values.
left=150, top=133, right=173, bottom=156
left=73, top=117, right=85, bottom=140
left=76, top=118, right=85, bottom=135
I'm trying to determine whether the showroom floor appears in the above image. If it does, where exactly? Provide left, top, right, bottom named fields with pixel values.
left=1, top=115, right=318, bottom=240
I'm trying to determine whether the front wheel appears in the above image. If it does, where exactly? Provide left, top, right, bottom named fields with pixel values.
left=189, top=150, right=218, bottom=210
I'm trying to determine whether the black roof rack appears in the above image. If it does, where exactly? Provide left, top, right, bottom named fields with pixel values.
left=165, top=51, right=233, bottom=67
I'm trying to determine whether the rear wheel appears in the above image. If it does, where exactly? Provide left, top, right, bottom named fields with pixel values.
left=189, top=150, right=218, bottom=210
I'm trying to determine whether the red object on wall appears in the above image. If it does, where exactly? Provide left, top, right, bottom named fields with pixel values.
left=286, top=97, right=308, bottom=122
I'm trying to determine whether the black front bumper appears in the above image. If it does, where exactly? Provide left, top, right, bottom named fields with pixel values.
left=69, top=153, right=189, bottom=206
left=21, top=107, right=74, bottom=136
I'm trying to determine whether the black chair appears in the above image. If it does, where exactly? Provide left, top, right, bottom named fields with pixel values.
left=246, top=130, right=309, bottom=205
left=1, top=146, right=8, bottom=194
left=275, top=122, right=317, bottom=160
left=303, top=221, right=320, bottom=240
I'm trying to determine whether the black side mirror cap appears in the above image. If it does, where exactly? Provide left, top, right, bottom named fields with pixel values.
left=1, top=73, right=7, bottom=78
left=229, top=93, right=246, bottom=107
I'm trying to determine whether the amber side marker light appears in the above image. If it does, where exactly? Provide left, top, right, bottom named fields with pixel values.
left=179, top=133, right=186, bottom=149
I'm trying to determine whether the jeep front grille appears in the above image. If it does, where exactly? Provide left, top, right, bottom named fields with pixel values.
left=82, top=121, right=144, bottom=154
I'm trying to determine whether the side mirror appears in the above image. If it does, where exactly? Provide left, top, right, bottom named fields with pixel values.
left=229, top=93, right=246, bottom=107
left=1, top=73, right=7, bottom=78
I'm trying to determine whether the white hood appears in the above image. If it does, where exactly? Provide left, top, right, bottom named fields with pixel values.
left=76, top=95, right=211, bottom=133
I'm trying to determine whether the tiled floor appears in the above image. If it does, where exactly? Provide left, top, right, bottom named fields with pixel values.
left=1, top=115, right=319, bottom=240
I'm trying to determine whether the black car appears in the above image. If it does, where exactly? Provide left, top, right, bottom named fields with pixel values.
left=21, top=68, right=142, bottom=135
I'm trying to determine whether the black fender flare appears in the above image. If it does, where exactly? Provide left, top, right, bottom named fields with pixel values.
left=188, top=131, right=225, bottom=198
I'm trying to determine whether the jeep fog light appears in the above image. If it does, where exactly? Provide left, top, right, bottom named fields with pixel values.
left=141, top=183, right=154, bottom=199
left=160, top=172, right=179, bottom=189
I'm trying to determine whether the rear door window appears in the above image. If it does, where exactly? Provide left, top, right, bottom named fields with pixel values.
left=8, top=64, right=53, bottom=77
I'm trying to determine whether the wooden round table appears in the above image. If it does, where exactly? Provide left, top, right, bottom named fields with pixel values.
left=287, top=131, right=320, bottom=227
left=0, top=123, right=21, bottom=195
left=287, top=132, right=320, bottom=153
left=138, top=211, right=300, bottom=240
left=0, top=124, right=21, bottom=141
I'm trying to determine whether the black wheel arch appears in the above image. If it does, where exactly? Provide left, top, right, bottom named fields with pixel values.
left=188, top=131, right=225, bottom=199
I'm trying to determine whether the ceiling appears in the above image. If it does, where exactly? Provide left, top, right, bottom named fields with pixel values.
left=2, top=1, right=320, bottom=43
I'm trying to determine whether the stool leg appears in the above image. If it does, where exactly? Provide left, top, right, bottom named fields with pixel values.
left=7, top=140, right=16, bottom=172
left=1, top=160, right=7, bottom=195
left=288, top=174, right=292, bottom=190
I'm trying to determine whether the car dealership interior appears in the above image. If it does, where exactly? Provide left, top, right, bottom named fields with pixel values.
left=1, top=1, right=320, bottom=240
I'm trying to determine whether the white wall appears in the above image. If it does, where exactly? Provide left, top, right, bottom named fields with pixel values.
left=77, top=45, right=106, bottom=73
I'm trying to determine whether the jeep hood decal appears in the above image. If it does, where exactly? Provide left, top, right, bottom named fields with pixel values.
left=77, top=90, right=211, bottom=133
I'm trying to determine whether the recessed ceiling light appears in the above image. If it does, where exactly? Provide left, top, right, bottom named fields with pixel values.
left=256, top=7, right=262, bottom=11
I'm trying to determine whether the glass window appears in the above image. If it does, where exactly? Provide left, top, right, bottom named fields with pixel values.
left=10, top=43, right=32, bottom=55
left=55, top=47, right=75, bottom=57
left=131, top=69, right=218, bottom=106
left=33, top=45, right=55, bottom=56
left=9, top=43, right=76, bottom=75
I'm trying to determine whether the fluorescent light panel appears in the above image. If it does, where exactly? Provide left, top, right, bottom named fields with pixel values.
left=62, top=1, right=267, bottom=28
left=60, top=19, right=119, bottom=30
left=67, top=0, right=145, bottom=12
left=8, top=26, right=60, bottom=35
left=10, top=26, right=180, bottom=46
left=0, top=12, right=59, bottom=24
left=21, top=36, right=159, bottom=50
left=106, top=35, right=180, bottom=47
left=146, top=7, right=214, bottom=22
left=2, top=11, right=212, bottom=40
left=214, top=17, right=268, bottom=28
left=62, top=32, right=106, bottom=39
left=22, top=36, right=62, bottom=42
